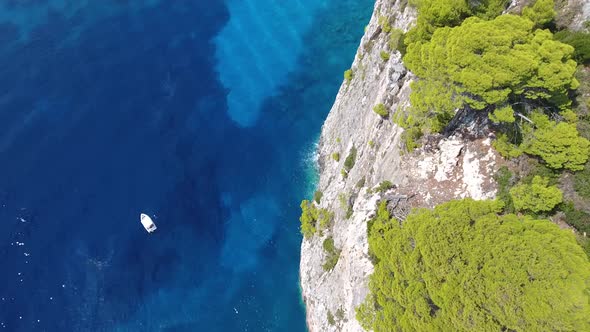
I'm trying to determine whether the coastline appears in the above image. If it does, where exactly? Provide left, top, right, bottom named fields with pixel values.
left=299, top=0, right=507, bottom=330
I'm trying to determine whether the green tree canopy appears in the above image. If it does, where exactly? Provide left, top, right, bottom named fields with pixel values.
left=524, top=122, right=590, bottom=171
left=397, top=12, right=584, bottom=156
left=509, top=175, right=563, bottom=212
left=405, top=0, right=510, bottom=44
left=404, top=15, right=578, bottom=113
left=358, top=199, right=590, bottom=332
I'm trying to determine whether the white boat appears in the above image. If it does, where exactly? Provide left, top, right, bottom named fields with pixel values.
left=140, top=213, right=157, bottom=233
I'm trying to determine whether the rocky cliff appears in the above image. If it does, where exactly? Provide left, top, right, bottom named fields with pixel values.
left=299, top=0, right=502, bottom=331
left=300, top=0, right=589, bottom=331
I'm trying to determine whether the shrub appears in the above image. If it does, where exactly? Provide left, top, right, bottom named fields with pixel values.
left=366, top=201, right=391, bottom=263
left=393, top=79, right=460, bottom=136
left=338, top=193, right=348, bottom=210
left=327, top=311, right=335, bottom=326
left=338, top=192, right=354, bottom=219
left=299, top=200, right=317, bottom=238
left=359, top=198, right=590, bottom=331
left=554, top=30, right=590, bottom=64
left=368, top=140, right=375, bottom=148
left=559, top=201, right=590, bottom=233
left=492, top=133, right=524, bottom=159
left=375, top=180, right=394, bottom=193
left=323, top=236, right=336, bottom=252
left=510, top=176, right=563, bottom=213
left=380, top=50, right=390, bottom=61
left=341, top=169, right=348, bottom=179
left=317, top=208, right=334, bottom=230
left=473, top=0, right=511, bottom=19
left=388, top=29, right=404, bottom=50
left=400, top=126, right=423, bottom=151
left=579, top=236, right=590, bottom=257
left=345, top=205, right=354, bottom=219
left=521, top=161, right=560, bottom=186
left=344, top=146, right=357, bottom=171
left=494, top=166, right=515, bottom=212
left=299, top=200, right=334, bottom=238
left=314, top=190, right=323, bottom=204
left=378, top=15, right=392, bottom=33
left=335, top=308, right=345, bottom=321
left=332, top=152, right=340, bottom=162
left=574, top=162, right=590, bottom=198
left=344, top=69, right=353, bottom=84
left=397, top=33, right=408, bottom=56
left=489, top=105, right=515, bottom=123
left=524, top=119, right=590, bottom=171
left=322, top=236, right=341, bottom=271
left=372, top=103, right=389, bottom=117
left=356, top=176, right=366, bottom=188
left=363, top=40, right=374, bottom=53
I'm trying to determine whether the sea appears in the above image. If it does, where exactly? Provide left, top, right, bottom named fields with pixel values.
left=0, top=1, right=373, bottom=331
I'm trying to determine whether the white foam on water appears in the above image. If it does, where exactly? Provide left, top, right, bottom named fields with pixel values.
left=300, top=138, right=320, bottom=197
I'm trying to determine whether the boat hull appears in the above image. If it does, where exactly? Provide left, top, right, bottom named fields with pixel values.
left=140, top=213, right=157, bottom=233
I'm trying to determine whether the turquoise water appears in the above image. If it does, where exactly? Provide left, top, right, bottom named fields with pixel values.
left=0, top=0, right=373, bottom=330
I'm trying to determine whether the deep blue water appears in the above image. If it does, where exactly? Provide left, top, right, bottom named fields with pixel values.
left=0, top=1, right=372, bottom=331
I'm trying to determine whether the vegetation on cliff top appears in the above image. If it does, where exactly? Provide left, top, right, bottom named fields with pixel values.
left=392, top=0, right=590, bottom=243
left=300, top=2, right=590, bottom=327
left=357, top=199, right=590, bottom=331
left=394, top=0, right=590, bottom=173
left=399, top=12, right=589, bottom=167
left=510, top=175, right=563, bottom=213
left=355, top=0, right=590, bottom=330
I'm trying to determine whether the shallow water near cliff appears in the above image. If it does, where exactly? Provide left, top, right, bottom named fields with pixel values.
left=0, top=0, right=372, bottom=330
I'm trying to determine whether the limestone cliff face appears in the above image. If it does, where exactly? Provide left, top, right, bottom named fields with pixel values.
left=299, top=0, right=501, bottom=331
left=300, top=0, right=590, bottom=330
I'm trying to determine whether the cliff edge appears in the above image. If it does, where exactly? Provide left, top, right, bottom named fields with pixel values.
left=300, top=0, right=590, bottom=330
left=299, top=0, right=503, bottom=331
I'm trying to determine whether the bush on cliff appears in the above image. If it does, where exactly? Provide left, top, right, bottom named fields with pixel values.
left=299, top=200, right=333, bottom=238
left=372, top=103, right=389, bottom=117
left=509, top=176, right=563, bottom=213
left=523, top=116, right=590, bottom=171
left=344, top=69, right=353, bottom=84
left=343, top=146, right=357, bottom=171
left=574, top=162, right=590, bottom=198
left=559, top=201, right=590, bottom=234
left=322, top=236, right=341, bottom=271
left=554, top=29, right=590, bottom=64
left=357, top=198, right=590, bottom=331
